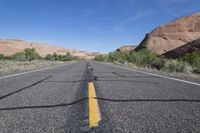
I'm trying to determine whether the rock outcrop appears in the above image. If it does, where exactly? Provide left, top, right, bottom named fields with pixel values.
left=116, top=45, right=136, bottom=52
left=162, top=38, right=200, bottom=59
left=135, top=13, right=200, bottom=55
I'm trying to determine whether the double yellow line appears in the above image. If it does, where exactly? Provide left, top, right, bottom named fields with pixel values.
left=88, top=82, right=101, bottom=128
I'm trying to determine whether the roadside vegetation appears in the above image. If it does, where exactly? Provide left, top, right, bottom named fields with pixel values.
left=94, top=49, right=200, bottom=74
left=0, top=48, right=79, bottom=75
left=0, top=60, right=66, bottom=75
left=10, top=48, right=41, bottom=61
left=0, top=48, right=79, bottom=62
left=45, top=52, right=80, bottom=61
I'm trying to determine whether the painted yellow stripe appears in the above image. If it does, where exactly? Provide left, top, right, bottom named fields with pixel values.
left=88, top=82, right=101, bottom=128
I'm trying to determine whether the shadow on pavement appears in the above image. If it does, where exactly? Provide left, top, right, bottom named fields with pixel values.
left=1, top=97, right=200, bottom=111
left=44, top=79, right=159, bottom=85
left=0, top=76, right=52, bottom=101
left=0, top=97, right=88, bottom=111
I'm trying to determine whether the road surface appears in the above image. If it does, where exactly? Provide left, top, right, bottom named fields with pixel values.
left=0, top=61, right=200, bottom=132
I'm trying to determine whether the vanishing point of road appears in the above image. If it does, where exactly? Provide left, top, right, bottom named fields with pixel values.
left=0, top=61, right=200, bottom=132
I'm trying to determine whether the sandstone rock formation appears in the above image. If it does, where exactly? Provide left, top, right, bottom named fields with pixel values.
left=0, top=39, right=98, bottom=59
left=116, top=45, right=136, bottom=52
left=135, top=13, right=200, bottom=55
left=162, top=38, right=200, bottom=59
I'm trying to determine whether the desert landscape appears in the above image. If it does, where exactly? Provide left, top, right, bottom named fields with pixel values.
left=0, top=39, right=99, bottom=59
left=1, top=1, right=200, bottom=132
left=95, top=13, right=200, bottom=80
left=0, top=39, right=101, bottom=75
left=1, top=13, right=200, bottom=78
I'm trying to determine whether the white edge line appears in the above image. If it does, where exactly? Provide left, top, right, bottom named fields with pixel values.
left=96, top=62, right=200, bottom=87
left=0, top=62, right=77, bottom=80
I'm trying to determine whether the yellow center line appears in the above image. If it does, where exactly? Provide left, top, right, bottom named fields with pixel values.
left=88, top=82, right=102, bottom=128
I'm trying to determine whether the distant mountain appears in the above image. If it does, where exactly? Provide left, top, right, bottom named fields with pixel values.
left=135, top=13, right=200, bottom=55
left=0, top=39, right=99, bottom=59
left=116, top=45, right=136, bottom=52
left=162, top=38, right=200, bottom=59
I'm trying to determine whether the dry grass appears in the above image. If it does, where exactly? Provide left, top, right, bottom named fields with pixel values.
left=0, top=60, right=68, bottom=76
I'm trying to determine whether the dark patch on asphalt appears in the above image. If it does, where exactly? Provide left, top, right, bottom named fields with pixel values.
left=88, top=63, right=114, bottom=133
left=0, top=97, right=88, bottom=111
left=96, top=79, right=158, bottom=85
left=112, top=72, right=161, bottom=79
left=94, top=97, right=200, bottom=103
left=2, top=96, right=200, bottom=111
left=63, top=62, right=113, bottom=132
left=44, top=79, right=158, bottom=85
left=64, top=62, right=93, bottom=132
left=112, top=72, right=127, bottom=77
left=44, top=80, right=92, bottom=83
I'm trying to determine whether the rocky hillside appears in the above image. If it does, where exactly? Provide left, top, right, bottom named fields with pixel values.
left=135, top=13, right=200, bottom=55
left=0, top=39, right=99, bottom=59
left=162, top=38, right=200, bottom=59
left=116, top=45, right=136, bottom=52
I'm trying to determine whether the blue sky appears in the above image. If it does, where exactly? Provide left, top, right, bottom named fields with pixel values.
left=0, top=0, right=199, bottom=53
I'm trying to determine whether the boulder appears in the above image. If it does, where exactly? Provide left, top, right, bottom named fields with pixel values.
left=116, top=45, right=136, bottom=52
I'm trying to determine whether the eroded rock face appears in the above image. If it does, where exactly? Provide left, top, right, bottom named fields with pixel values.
left=116, top=45, right=136, bottom=52
left=136, top=13, right=200, bottom=55
left=162, top=38, right=200, bottom=59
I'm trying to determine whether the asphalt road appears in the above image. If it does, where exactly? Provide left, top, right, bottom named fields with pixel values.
left=0, top=61, right=200, bottom=133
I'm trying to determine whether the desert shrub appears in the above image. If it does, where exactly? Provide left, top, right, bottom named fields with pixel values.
left=181, top=52, right=200, bottom=69
left=11, top=52, right=26, bottom=61
left=45, top=52, right=73, bottom=61
left=24, top=48, right=41, bottom=61
left=150, top=58, right=165, bottom=70
left=0, top=54, right=5, bottom=60
left=45, top=53, right=59, bottom=61
left=11, top=48, right=41, bottom=61
left=121, top=49, right=158, bottom=67
left=163, top=60, right=187, bottom=73
left=124, top=51, right=133, bottom=62
left=133, top=49, right=157, bottom=66
left=95, top=49, right=198, bottom=73
left=108, top=51, right=126, bottom=63
left=106, top=49, right=158, bottom=66
left=59, top=52, right=72, bottom=61
left=45, top=54, right=54, bottom=61
left=94, top=54, right=107, bottom=62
